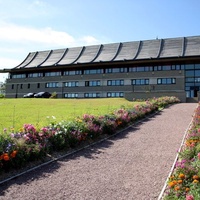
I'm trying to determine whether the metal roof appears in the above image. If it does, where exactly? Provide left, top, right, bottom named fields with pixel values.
left=14, top=35, right=200, bottom=69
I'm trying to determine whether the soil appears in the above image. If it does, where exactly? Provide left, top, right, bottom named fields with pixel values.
left=0, top=103, right=197, bottom=200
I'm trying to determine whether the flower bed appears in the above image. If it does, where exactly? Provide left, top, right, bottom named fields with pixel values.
left=0, top=96, right=180, bottom=175
left=163, top=103, right=200, bottom=200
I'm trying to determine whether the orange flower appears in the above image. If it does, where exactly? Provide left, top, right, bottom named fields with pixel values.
left=116, top=120, right=122, bottom=125
left=192, top=175, right=199, bottom=180
left=178, top=173, right=185, bottom=179
left=177, top=179, right=183, bottom=184
left=168, top=180, right=177, bottom=187
left=185, top=187, right=190, bottom=192
left=10, top=150, right=17, bottom=158
left=3, top=153, right=10, bottom=161
left=174, top=186, right=180, bottom=191
left=193, top=179, right=199, bottom=184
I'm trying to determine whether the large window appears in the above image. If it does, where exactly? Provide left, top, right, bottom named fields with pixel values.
left=157, top=78, right=176, bottom=84
left=107, top=92, right=124, bottom=97
left=84, top=69, right=103, bottom=74
left=64, top=70, right=82, bottom=75
left=46, top=82, right=59, bottom=88
left=129, top=66, right=153, bottom=72
left=45, top=72, right=61, bottom=77
left=132, top=79, right=149, bottom=85
left=28, top=73, right=43, bottom=78
left=107, top=80, right=124, bottom=86
left=84, top=93, right=100, bottom=98
left=64, top=93, right=78, bottom=98
left=105, top=68, right=127, bottom=73
left=85, top=80, right=100, bottom=87
left=12, top=74, right=26, bottom=79
left=64, top=82, right=79, bottom=87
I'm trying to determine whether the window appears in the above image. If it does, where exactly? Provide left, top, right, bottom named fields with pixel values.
left=132, top=79, right=149, bottom=85
left=28, top=73, right=43, bottom=78
left=64, top=70, right=82, bottom=75
left=37, top=83, right=40, bottom=88
left=129, top=67, right=137, bottom=72
left=64, top=82, right=79, bottom=87
left=162, top=65, right=171, bottom=70
left=12, top=74, right=26, bottom=79
left=107, top=80, right=124, bottom=86
left=64, top=93, right=78, bottom=98
left=129, top=66, right=153, bottom=72
left=27, top=84, right=30, bottom=89
left=185, top=64, right=194, bottom=70
left=12, top=84, right=14, bottom=89
left=85, top=80, right=100, bottom=87
left=105, top=68, right=127, bottom=73
left=107, top=92, right=124, bottom=97
left=20, top=84, right=23, bottom=89
left=84, top=93, right=100, bottom=98
left=157, top=78, right=176, bottom=84
left=46, top=82, right=59, bottom=88
left=84, top=69, right=103, bottom=74
left=45, top=72, right=61, bottom=76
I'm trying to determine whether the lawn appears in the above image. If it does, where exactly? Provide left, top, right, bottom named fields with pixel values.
left=0, top=98, right=140, bottom=132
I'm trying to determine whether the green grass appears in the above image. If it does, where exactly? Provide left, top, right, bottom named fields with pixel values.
left=0, top=98, right=141, bottom=132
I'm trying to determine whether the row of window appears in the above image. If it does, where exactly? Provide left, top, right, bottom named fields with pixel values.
left=12, top=64, right=199, bottom=79
left=11, top=78, right=176, bottom=90
left=64, top=92, right=124, bottom=98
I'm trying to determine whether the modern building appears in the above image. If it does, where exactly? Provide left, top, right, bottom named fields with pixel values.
left=1, top=35, right=200, bottom=102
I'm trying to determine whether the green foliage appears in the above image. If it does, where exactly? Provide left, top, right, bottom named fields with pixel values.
left=50, top=92, right=57, bottom=99
left=0, top=94, right=5, bottom=98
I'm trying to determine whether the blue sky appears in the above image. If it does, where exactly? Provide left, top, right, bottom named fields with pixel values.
left=0, top=0, right=200, bottom=82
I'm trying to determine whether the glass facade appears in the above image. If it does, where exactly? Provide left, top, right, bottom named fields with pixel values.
left=185, top=64, right=200, bottom=97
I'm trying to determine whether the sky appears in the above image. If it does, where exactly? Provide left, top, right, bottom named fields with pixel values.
left=0, top=0, right=200, bottom=82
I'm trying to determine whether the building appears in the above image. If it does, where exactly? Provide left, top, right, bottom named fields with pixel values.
left=1, top=35, right=200, bottom=102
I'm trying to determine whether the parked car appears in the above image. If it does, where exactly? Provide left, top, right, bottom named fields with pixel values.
left=34, top=92, right=51, bottom=98
left=23, top=93, right=35, bottom=98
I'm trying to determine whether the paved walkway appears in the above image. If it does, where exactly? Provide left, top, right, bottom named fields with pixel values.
left=0, top=103, right=197, bottom=200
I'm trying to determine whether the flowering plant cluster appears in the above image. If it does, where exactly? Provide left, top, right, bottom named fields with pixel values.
left=0, top=96, right=180, bottom=174
left=164, top=103, right=200, bottom=200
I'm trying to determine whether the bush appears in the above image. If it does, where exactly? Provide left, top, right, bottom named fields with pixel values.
left=0, top=94, right=5, bottom=98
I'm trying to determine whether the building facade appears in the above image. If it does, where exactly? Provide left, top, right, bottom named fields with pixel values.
left=1, top=35, right=200, bottom=102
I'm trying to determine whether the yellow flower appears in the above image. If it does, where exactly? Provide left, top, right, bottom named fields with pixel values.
left=168, top=180, right=177, bottom=187
left=193, top=179, right=199, bottom=184
left=178, top=173, right=185, bottom=179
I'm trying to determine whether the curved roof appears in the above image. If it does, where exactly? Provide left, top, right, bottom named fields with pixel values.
left=14, top=35, right=200, bottom=69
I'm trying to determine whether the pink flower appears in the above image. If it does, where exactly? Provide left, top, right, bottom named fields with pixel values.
left=198, top=152, right=200, bottom=160
left=186, top=195, right=194, bottom=200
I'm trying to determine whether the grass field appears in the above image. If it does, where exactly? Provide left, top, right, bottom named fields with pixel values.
left=0, top=98, right=140, bottom=132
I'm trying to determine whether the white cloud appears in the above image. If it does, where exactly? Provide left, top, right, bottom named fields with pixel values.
left=80, top=36, right=99, bottom=45
left=0, top=23, right=75, bottom=46
left=0, top=57, right=21, bottom=82
left=0, top=57, right=21, bottom=68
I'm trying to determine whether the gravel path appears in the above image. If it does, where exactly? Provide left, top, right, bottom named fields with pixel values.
left=0, top=103, right=197, bottom=200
